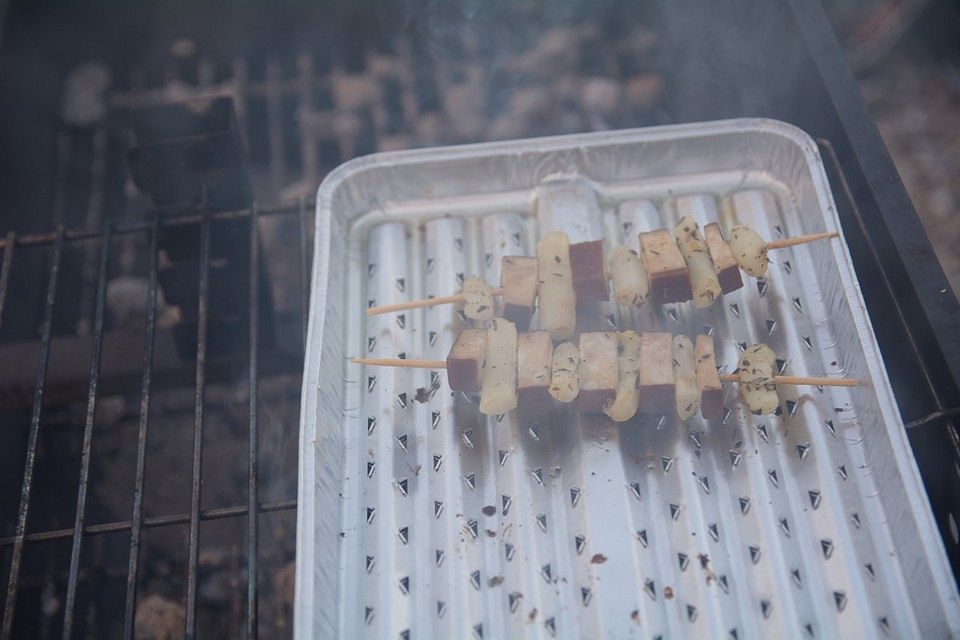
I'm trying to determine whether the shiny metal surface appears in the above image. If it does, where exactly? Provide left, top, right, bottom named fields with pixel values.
left=297, top=119, right=960, bottom=639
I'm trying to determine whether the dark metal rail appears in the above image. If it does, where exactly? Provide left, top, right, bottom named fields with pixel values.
left=1, top=228, right=64, bottom=640
left=61, top=222, right=111, bottom=640
left=0, top=199, right=309, bottom=638
left=247, top=203, right=261, bottom=640
left=121, top=212, right=160, bottom=640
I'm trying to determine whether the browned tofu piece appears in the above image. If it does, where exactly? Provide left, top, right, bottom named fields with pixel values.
left=637, top=332, right=675, bottom=413
left=577, top=331, right=618, bottom=414
left=639, top=229, right=692, bottom=304
left=500, top=256, right=539, bottom=331
left=517, top=331, right=553, bottom=418
left=695, top=334, right=724, bottom=420
left=703, top=223, right=743, bottom=294
left=446, top=329, right=486, bottom=393
left=569, top=240, right=609, bottom=303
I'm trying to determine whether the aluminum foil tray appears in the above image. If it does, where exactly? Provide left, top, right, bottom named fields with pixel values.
left=296, top=119, right=960, bottom=639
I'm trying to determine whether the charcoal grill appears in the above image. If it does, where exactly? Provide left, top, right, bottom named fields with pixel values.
left=1, top=1, right=958, bottom=638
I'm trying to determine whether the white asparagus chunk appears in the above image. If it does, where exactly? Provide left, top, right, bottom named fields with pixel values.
left=479, top=319, right=519, bottom=416
left=737, top=343, right=780, bottom=414
left=549, top=341, right=581, bottom=403
left=608, top=245, right=650, bottom=307
left=672, top=335, right=700, bottom=420
left=675, top=216, right=721, bottom=309
left=537, top=231, right=577, bottom=340
left=728, top=224, right=769, bottom=277
left=462, top=276, right=495, bottom=321
left=604, top=330, right=643, bottom=422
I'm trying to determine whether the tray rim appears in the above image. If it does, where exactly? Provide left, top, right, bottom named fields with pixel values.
left=295, top=117, right=960, bottom=638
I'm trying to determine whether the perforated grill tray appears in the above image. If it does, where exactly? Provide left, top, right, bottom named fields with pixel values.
left=296, top=120, right=960, bottom=639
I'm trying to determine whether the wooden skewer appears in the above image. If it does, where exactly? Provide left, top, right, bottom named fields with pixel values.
left=366, top=288, right=505, bottom=316
left=766, top=231, right=839, bottom=250
left=719, top=373, right=858, bottom=387
left=351, top=358, right=859, bottom=388
left=365, top=231, right=839, bottom=317
left=351, top=358, right=446, bottom=368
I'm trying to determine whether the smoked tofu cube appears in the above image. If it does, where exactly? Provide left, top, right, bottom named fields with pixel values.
left=638, top=332, right=675, bottom=413
left=446, top=329, right=486, bottom=393
left=639, top=229, right=692, bottom=304
left=695, top=334, right=724, bottom=420
left=569, top=240, right=609, bottom=303
left=517, top=331, right=554, bottom=418
left=703, top=223, right=743, bottom=294
left=500, top=256, right=539, bottom=331
left=577, top=332, right=618, bottom=414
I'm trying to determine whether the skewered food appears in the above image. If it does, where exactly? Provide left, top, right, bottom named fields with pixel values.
left=536, top=231, right=577, bottom=340
left=356, top=333, right=856, bottom=419
left=728, top=224, right=769, bottom=277
left=462, top=276, right=495, bottom=321
left=672, top=335, right=700, bottom=420
left=608, top=246, right=650, bottom=307
left=577, top=331, right=618, bottom=414
left=675, top=216, right=721, bottom=309
left=446, top=329, right=486, bottom=393
left=703, top=222, right=743, bottom=294
left=639, top=229, right=692, bottom=304
left=517, top=331, right=554, bottom=417
left=569, top=240, right=609, bottom=303
left=500, top=256, right=539, bottom=330
left=549, top=341, right=580, bottom=403
left=695, top=335, right=724, bottom=420
left=478, top=319, right=519, bottom=415
left=367, top=225, right=837, bottom=322
left=637, top=332, right=675, bottom=413
left=738, top=343, right=779, bottom=414
left=603, top=330, right=642, bottom=422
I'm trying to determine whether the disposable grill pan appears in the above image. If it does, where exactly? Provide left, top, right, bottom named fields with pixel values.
left=297, top=120, right=960, bottom=639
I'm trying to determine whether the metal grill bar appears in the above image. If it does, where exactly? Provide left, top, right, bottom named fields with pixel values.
left=62, top=224, right=112, bottom=639
left=0, top=230, right=14, bottom=325
left=247, top=203, right=261, bottom=639
left=122, top=213, right=160, bottom=640
left=0, top=201, right=311, bottom=249
left=1, top=227, right=64, bottom=640
left=0, top=499, right=297, bottom=547
left=184, top=206, right=211, bottom=639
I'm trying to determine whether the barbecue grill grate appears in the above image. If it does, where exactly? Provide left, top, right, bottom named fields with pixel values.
left=0, top=200, right=308, bottom=638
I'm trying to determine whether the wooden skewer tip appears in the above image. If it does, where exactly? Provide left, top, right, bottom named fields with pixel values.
left=719, top=372, right=859, bottom=387
left=766, top=231, right=840, bottom=250
left=365, top=286, right=506, bottom=316
left=351, top=357, right=447, bottom=369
